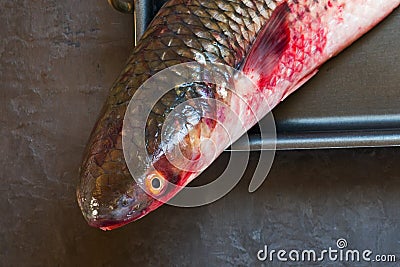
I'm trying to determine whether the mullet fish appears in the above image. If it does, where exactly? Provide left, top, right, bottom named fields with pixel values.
left=77, top=0, right=399, bottom=230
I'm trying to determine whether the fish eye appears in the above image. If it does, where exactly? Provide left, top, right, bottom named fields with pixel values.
left=146, top=173, right=166, bottom=196
left=152, top=177, right=161, bottom=189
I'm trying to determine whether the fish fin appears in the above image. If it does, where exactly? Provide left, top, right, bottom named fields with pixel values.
left=241, top=2, right=290, bottom=78
left=280, top=69, right=319, bottom=101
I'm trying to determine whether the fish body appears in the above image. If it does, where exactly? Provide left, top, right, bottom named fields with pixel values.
left=77, top=0, right=399, bottom=230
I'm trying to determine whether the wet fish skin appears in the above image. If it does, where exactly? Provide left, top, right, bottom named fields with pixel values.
left=77, top=0, right=278, bottom=229
left=77, top=0, right=400, bottom=230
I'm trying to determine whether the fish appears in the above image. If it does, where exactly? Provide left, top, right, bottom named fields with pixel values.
left=77, top=0, right=400, bottom=230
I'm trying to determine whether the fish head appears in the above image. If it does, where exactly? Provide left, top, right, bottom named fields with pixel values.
left=77, top=81, right=218, bottom=230
left=77, top=157, right=185, bottom=230
left=76, top=117, right=195, bottom=230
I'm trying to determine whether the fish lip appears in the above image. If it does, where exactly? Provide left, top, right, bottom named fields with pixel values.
left=87, top=211, right=147, bottom=230
left=88, top=218, right=132, bottom=231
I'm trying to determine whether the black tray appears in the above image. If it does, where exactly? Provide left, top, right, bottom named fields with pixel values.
left=128, top=0, right=400, bottom=150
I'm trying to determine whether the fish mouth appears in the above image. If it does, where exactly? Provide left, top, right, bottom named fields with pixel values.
left=87, top=210, right=148, bottom=231
left=76, top=174, right=156, bottom=230
left=89, top=219, right=132, bottom=231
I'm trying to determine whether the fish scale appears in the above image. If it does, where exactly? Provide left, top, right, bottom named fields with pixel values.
left=77, top=0, right=399, bottom=229
left=78, top=0, right=276, bottom=211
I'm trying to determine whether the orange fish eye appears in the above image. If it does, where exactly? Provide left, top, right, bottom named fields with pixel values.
left=146, top=173, right=166, bottom=196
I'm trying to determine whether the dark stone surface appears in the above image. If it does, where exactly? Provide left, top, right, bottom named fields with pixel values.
left=1, top=1, right=399, bottom=266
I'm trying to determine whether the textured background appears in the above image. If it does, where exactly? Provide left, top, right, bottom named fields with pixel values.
left=1, top=0, right=399, bottom=266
